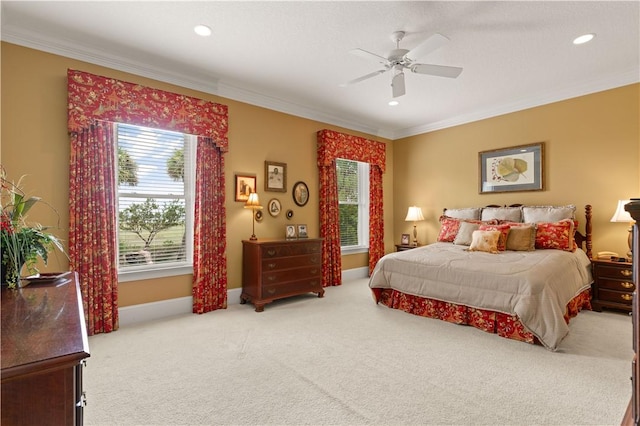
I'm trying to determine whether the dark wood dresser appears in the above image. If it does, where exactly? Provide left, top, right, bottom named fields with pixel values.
left=622, top=200, right=639, bottom=426
left=1, top=271, right=90, bottom=426
left=241, top=238, right=324, bottom=312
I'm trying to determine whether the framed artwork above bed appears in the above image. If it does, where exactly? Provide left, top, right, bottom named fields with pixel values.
left=479, top=142, right=544, bottom=194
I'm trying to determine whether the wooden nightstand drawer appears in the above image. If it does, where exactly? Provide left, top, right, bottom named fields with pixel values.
left=598, top=288, right=634, bottom=305
left=597, top=278, right=635, bottom=292
left=595, top=264, right=634, bottom=279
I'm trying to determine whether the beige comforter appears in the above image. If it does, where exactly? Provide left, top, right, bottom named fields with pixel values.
left=369, top=243, right=593, bottom=350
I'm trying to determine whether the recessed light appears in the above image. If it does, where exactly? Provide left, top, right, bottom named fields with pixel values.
left=573, top=33, right=595, bottom=45
left=194, top=25, right=212, bottom=37
left=388, top=100, right=399, bottom=106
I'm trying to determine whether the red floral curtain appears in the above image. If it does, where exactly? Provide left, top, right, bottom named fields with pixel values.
left=68, top=69, right=229, bottom=333
left=317, top=129, right=386, bottom=287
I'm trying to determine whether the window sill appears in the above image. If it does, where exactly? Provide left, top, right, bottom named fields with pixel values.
left=118, top=264, right=193, bottom=282
left=341, top=246, right=369, bottom=255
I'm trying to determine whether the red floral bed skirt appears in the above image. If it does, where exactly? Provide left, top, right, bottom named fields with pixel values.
left=371, top=287, right=592, bottom=345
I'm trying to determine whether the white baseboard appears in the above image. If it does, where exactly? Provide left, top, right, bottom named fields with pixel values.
left=118, top=267, right=369, bottom=327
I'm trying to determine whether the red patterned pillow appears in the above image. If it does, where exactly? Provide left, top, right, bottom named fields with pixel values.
left=479, top=224, right=511, bottom=251
left=437, top=216, right=463, bottom=242
left=535, top=219, right=575, bottom=252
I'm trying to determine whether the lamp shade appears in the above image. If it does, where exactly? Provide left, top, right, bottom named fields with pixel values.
left=405, top=206, right=425, bottom=222
left=244, top=192, right=263, bottom=210
left=610, top=199, right=632, bottom=222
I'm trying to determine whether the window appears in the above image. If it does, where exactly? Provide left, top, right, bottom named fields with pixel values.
left=336, top=158, right=369, bottom=252
left=116, top=123, right=195, bottom=280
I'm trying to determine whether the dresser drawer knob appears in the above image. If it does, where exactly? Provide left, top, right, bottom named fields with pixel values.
left=267, top=263, right=276, bottom=269
left=267, top=288, right=276, bottom=295
left=622, top=282, right=635, bottom=289
left=621, top=294, right=633, bottom=301
left=310, top=269, right=318, bottom=275
left=267, top=249, right=276, bottom=256
left=267, top=276, right=276, bottom=282
left=621, top=270, right=632, bottom=277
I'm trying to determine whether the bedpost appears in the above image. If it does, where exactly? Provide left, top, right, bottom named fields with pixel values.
left=585, top=204, right=592, bottom=259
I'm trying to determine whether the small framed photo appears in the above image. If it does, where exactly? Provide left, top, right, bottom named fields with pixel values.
left=235, top=174, right=256, bottom=202
left=265, top=161, right=287, bottom=192
left=292, top=181, right=309, bottom=207
left=285, top=224, right=297, bottom=239
left=297, top=224, right=308, bottom=238
left=401, top=234, right=410, bottom=245
left=268, top=198, right=281, bottom=217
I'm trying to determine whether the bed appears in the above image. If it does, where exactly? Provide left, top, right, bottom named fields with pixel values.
left=369, top=204, right=593, bottom=351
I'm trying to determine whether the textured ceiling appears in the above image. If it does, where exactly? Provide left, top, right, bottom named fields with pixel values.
left=2, top=1, right=638, bottom=139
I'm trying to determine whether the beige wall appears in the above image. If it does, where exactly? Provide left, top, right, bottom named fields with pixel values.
left=393, top=84, right=640, bottom=257
left=0, top=42, right=394, bottom=306
left=2, top=42, right=638, bottom=308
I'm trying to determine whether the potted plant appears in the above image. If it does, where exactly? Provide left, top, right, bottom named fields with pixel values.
left=1, top=166, right=64, bottom=288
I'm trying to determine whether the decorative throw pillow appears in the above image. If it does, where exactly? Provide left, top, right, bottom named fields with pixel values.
left=438, top=217, right=489, bottom=243
left=479, top=224, right=511, bottom=251
left=468, top=230, right=501, bottom=254
left=443, top=207, right=482, bottom=220
left=522, top=205, right=576, bottom=223
left=535, top=219, right=575, bottom=251
left=481, top=207, right=522, bottom=222
left=505, top=224, right=536, bottom=251
left=453, top=221, right=480, bottom=246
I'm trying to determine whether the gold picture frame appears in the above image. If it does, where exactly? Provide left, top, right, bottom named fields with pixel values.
left=265, top=161, right=286, bottom=192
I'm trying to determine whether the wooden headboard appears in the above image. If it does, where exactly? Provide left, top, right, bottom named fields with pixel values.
left=442, top=204, right=593, bottom=259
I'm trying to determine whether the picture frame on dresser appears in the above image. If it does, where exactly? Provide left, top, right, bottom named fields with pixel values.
left=479, top=142, right=544, bottom=194
left=401, top=233, right=410, bottom=245
left=285, top=224, right=297, bottom=239
left=297, top=224, right=308, bottom=238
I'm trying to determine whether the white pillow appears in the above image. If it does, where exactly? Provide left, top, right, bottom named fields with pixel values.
left=444, top=207, right=481, bottom=220
left=481, top=207, right=522, bottom=222
left=453, top=221, right=480, bottom=246
left=522, top=205, right=575, bottom=223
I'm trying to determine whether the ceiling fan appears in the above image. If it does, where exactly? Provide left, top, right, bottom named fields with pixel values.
left=343, top=31, right=463, bottom=98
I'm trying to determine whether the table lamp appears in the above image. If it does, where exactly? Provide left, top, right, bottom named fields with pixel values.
left=405, top=206, right=425, bottom=246
left=244, top=192, right=263, bottom=241
left=610, top=199, right=633, bottom=259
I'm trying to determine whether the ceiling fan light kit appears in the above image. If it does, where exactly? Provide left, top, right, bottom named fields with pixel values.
left=344, top=30, right=463, bottom=99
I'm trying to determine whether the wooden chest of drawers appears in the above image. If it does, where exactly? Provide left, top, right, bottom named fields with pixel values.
left=591, top=259, right=634, bottom=312
left=241, top=238, right=324, bottom=312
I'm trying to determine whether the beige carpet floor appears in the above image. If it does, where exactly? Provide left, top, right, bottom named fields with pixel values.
left=84, top=278, right=632, bottom=425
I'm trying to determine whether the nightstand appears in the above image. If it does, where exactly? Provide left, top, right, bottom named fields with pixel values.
left=395, top=244, right=418, bottom=252
left=591, top=258, right=634, bottom=312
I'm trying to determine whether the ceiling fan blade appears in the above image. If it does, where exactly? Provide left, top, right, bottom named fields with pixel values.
left=349, top=48, right=389, bottom=65
left=341, top=69, right=387, bottom=87
left=391, top=72, right=406, bottom=98
left=411, top=63, right=463, bottom=79
left=404, top=33, right=450, bottom=62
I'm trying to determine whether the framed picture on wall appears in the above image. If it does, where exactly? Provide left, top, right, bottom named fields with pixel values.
left=292, top=181, right=309, bottom=207
left=265, top=161, right=287, bottom=192
left=235, top=174, right=256, bottom=202
left=479, top=142, right=544, bottom=194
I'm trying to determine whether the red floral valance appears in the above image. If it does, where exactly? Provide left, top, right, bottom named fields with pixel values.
left=317, top=129, right=385, bottom=172
left=67, top=69, right=228, bottom=152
